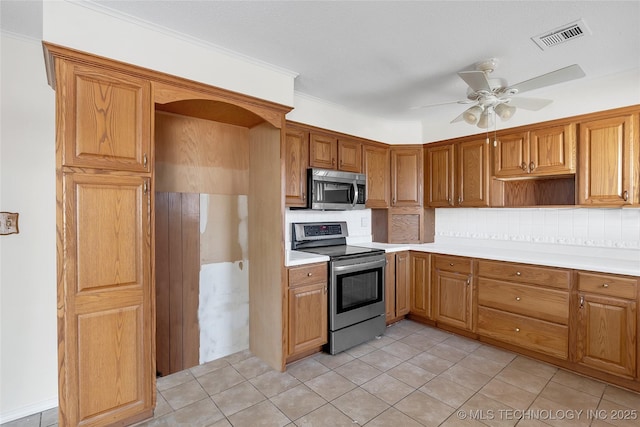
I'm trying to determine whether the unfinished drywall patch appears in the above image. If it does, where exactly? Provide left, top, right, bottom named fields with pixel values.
left=200, top=194, right=248, bottom=263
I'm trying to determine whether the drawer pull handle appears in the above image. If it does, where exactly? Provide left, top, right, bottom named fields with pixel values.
left=516, top=271, right=521, bottom=276
left=602, top=283, right=609, bottom=288
left=515, top=328, right=520, bottom=332
left=516, top=297, right=521, bottom=301
left=579, top=295, right=584, bottom=308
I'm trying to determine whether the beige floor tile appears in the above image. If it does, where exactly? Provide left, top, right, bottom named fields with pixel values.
left=360, top=373, right=415, bottom=405
left=383, top=323, right=415, bottom=340
left=330, top=388, right=389, bottom=425
left=409, top=351, right=456, bottom=375
left=358, top=348, right=404, bottom=371
left=208, top=419, right=232, bottom=427
left=211, top=381, right=265, bottom=417
left=344, top=342, right=377, bottom=358
left=602, top=385, right=640, bottom=410
left=400, top=332, right=443, bottom=351
left=196, top=365, right=245, bottom=395
left=232, top=355, right=273, bottom=379
left=427, top=342, right=471, bottom=363
left=508, top=356, right=558, bottom=380
left=222, top=349, right=252, bottom=365
left=439, top=412, right=488, bottom=427
left=550, top=369, right=606, bottom=398
left=457, top=352, right=511, bottom=377
left=387, top=361, right=436, bottom=388
left=160, top=379, right=209, bottom=411
left=286, top=357, right=330, bottom=382
left=142, top=398, right=225, bottom=427
left=420, top=376, right=476, bottom=408
left=367, top=334, right=397, bottom=349
left=514, top=418, right=553, bottom=427
left=333, top=359, right=382, bottom=385
left=458, top=394, right=518, bottom=427
left=479, top=378, right=538, bottom=410
left=292, top=403, right=355, bottom=426
left=495, top=365, right=551, bottom=395
left=227, top=400, right=290, bottom=427
left=189, top=357, right=229, bottom=378
left=538, top=381, right=601, bottom=412
left=249, top=370, right=300, bottom=398
left=472, top=344, right=517, bottom=365
left=366, top=407, right=424, bottom=427
left=380, top=340, right=423, bottom=361
left=527, top=396, right=592, bottom=427
left=270, top=384, right=326, bottom=421
left=444, top=335, right=482, bottom=353
left=313, top=350, right=354, bottom=370
left=151, top=393, right=173, bottom=419
left=417, top=325, right=453, bottom=341
left=440, top=364, right=493, bottom=391
left=596, top=397, right=640, bottom=427
left=304, top=371, right=356, bottom=401
left=395, top=390, right=456, bottom=426
left=156, top=369, right=194, bottom=391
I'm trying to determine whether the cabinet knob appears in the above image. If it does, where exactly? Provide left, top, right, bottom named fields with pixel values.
left=521, top=162, right=527, bottom=172
left=516, top=297, right=521, bottom=301
left=307, top=272, right=313, bottom=277
left=515, top=328, right=520, bottom=332
left=516, top=271, right=521, bottom=276
left=457, top=196, right=462, bottom=204
left=529, top=161, right=535, bottom=173
left=449, top=263, right=454, bottom=266
left=602, top=283, right=609, bottom=288
left=623, top=190, right=629, bottom=201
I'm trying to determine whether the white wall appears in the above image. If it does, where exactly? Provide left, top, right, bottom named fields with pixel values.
left=0, top=34, right=58, bottom=422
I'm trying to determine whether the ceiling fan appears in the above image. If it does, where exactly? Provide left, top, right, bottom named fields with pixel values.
left=445, top=59, right=585, bottom=129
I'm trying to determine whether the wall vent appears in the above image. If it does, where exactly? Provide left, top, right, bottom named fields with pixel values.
left=532, top=19, right=591, bottom=50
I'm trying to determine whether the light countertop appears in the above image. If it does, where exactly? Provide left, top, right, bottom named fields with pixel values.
left=286, top=240, right=640, bottom=276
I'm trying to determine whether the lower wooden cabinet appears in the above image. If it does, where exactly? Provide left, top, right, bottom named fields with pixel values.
left=386, top=252, right=410, bottom=324
left=286, top=263, right=328, bottom=358
left=433, top=255, right=474, bottom=331
left=575, top=271, right=637, bottom=379
left=409, top=252, right=432, bottom=320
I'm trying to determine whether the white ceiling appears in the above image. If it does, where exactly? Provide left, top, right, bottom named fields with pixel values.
left=3, top=1, right=640, bottom=126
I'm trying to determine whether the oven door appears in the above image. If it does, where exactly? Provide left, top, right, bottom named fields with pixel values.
left=329, top=254, right=386, bottom=331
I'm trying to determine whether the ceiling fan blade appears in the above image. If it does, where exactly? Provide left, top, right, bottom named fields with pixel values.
left=508, top=64, right=585, bottom=94
left=508, top=97, right=553, bottom=111
left=411, top=99, right=474, bottom=110
left=458, top=71, right=491, bottom=92
left=450, top=111, right=466, bottom=123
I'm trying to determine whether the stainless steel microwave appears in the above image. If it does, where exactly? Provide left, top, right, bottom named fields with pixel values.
left=305, top=168, right=366, bottom=210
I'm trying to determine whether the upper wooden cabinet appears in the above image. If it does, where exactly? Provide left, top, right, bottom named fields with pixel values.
left=363, top=143, right=390, bottom=208
left=391, top=145, right=423, bottom=207
left=577, top=114, right=638, bottom=206
left=493, top=125, right=576, bottom=178
left=284, top=128, right=309, bottom=207
left=425, top=139, right=490, bottom=208
left=58, top=60, right=152, bottom=172
left=309, top=134, right=362, bottom=172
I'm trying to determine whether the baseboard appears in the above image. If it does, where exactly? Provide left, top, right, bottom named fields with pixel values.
left=0, top=396, right=58, bottom=424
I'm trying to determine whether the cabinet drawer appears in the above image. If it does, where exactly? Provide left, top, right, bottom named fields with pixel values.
left=288, top=263, right=327, bottom=287
left=478, top=278, right=569, bottom=324
left=477, top=260, right=570, bottom=290
left=478, top=307, right=568, bottom=360
left=577, top=272, right=637, bottom=300
left=434, top=255, right=472, bottom=274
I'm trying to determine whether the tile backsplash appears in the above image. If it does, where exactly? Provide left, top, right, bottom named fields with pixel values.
left=285, top=209, right=372, bottom=246
left=435, top=208, right=640, bottom=250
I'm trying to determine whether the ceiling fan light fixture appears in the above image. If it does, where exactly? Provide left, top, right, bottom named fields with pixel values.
left=463, top=106, right=483, bottom=125
left=495, top=103, right=516, bottom=121
left=477, top=108, right=495, bottom=129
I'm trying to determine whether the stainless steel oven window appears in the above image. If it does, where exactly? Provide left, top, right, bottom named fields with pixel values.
left=337, top=270, right=382, bottom=313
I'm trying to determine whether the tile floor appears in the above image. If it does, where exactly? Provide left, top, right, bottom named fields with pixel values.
left=4, top=320, right=640, bottom=427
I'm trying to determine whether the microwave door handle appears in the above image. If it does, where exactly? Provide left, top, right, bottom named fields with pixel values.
left=351, top=180, right=358, bottom=208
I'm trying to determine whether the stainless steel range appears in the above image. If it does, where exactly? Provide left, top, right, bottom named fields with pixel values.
left=291, top=221, right=386, bottom=354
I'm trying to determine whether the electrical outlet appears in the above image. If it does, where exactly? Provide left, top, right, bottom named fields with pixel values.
left=0, top=212, right=19, bottom=235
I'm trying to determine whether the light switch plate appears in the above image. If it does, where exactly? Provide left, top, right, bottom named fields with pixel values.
left=0, top=212, right=19, bottom=235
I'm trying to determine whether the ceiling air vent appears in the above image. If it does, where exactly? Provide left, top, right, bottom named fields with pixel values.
left=532, top=19, right=591, bottom=50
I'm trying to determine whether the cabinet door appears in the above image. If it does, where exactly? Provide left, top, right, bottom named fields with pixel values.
left=493, top=132, right=529, bottom=178
left=284, top=129, right=309, bottom=207
left=309, top=133, right=337, bottom=169
left=425, top=144, right=454, bottom=207
left=457, top=139, right=490, bottom=207
left=60, top=173, right=153, bottom=426
left=410, top=252, right=431, bottom=319
left=385, top=253, right=396, bottom=323
left=60, top=60, right=151, bottom=172
left=578, top=115, right=636, bottom=206
left=529, top=124, right=576, bottom=176
left=288, top=282, right=328, bottom=355
left=395, top=251, right=411, bottom=317
left=576, top=293, right=636, bottom=378
left=338, top=139, right=362, bottom=173
left=363, top=144, right=390, bottom=208
left=391, top=146, right=423, bottom=206
left=434, top=271, right=473, bottom=331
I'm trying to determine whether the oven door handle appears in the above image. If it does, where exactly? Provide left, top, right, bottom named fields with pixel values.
left=333, top=258, right=386, bottom=273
